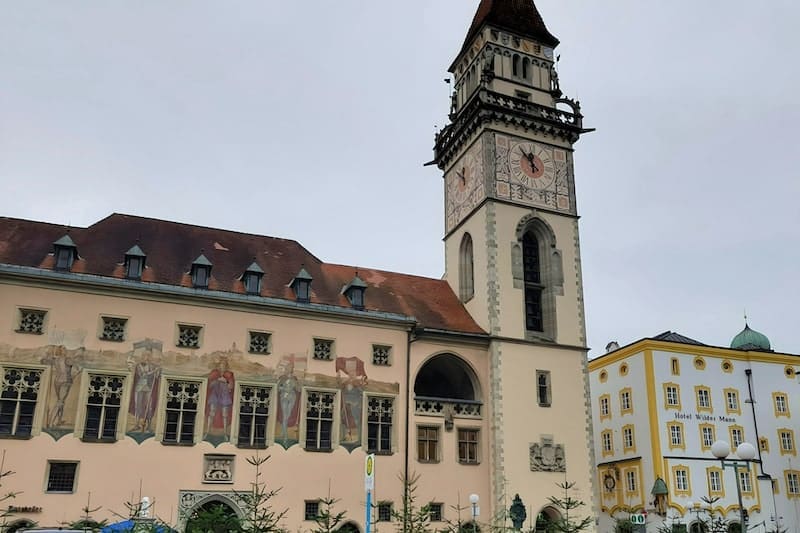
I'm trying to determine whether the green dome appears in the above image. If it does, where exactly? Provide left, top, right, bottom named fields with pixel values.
left=730, top=323, right=771, bottom=351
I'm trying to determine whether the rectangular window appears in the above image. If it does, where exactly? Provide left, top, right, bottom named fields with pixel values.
left=418, top=426, right=440, bottom=463
left=248, top=331, right=271, bottom=355
left=377, top=502, right=393, bottom=522
left=163, top=380, right=201, bottom=445
left=602, top=430, right=613, bottom=454
left=675, top=469, right=689, bottom=491
left=625, top=470, right=637, bottom=492
left=599, top=396, right=610, bottom=418
left=730, top=427, right=744, bottom=448
left=237, top=385, right=271, bottom=448
left=305, top=390, right=335, bottom=451
left=726, top=390, right=740, bottom=413
left=367, top=396, right=393, bottom=454
left=623, top=426, right=634, bottom=450
left=671, top=358, right=679, bottom=375
left=46, top=461, right=78, bottom=493
left=697, top=388, right=711, bottom=409
left=177, top=325, right=202, bottom=349
left=372, top=345, right=391, bottom=366
left=669, top=424, right=684, bottom=447
left=304, top=500, right=320, bottom=521
left=775, top=394, right=789, bottom=416
left=620, top=390, right=632, bottom=413
left=83, top=374, right=125, bottom=442
left=788, top=472, right=800, bottom=495
left=780, top=430, right=795, bottom=454
left=536, top=370, right=551, bottom=407
left=665, top=385, right=680, bottom=407
left=0, top=367, right=43, bottom=438
left=313, top=339, right=334, bottom=361
left=709, top=470, right=722, bottom=493
left=16, top=309, right=47, bottom=335
left=739, top=470, right=753, bottom=493
left=458, top=428, right=479, bottom=464
left=701, top=426, right=715, bottom=448
left=100, top=316, right=127, bottom=342
left=429, top=503, right=443, bottom=522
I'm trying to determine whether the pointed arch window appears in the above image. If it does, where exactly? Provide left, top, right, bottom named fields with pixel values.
left=459, top=233, right=474, bottom=302
left=512, top=54, right=520, bottom=78
left=513, top=215, right=563, bottom=341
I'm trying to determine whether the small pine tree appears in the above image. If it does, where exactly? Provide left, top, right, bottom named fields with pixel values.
left=0, top=451, right=19, bottom=531
left=236, top=453, right=288, bottom=533
left=311, top=490, right=347, bottom=533
left=545, top=480, right=592, bottom=533
left=392, top=472, right=433, bottom=533
left=187, top=503, right=244, bottom=533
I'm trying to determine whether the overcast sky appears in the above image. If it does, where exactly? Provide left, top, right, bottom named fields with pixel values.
left=2, top=1, right=798, bottom=359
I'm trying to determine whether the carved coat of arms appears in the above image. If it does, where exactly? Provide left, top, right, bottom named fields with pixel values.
left=530, top=437, right=566, bottom=472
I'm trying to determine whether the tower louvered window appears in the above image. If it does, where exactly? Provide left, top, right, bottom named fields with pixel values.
left=522, top=232, right=543, bottom=332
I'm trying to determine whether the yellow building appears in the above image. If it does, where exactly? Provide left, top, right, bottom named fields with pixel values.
left=590, top=329, right=800, bottom=533
left=0, top=1, right=595, bottom=531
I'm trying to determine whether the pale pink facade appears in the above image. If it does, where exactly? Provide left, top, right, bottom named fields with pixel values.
left=0, top=1, right=596, bottom=532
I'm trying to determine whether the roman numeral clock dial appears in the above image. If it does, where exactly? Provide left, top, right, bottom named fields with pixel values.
left=508, top=142, right=555, bottom=190
left=494, top=135, right=571, bottom=212
left=445, top=140, right=484, bottom=232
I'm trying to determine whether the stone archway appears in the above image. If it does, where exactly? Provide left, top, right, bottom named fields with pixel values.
left=336, top=521, right=362, bottom=533
left=535, top=505, right=561, bottom=532
left=185, top=499, right=242, bottom=532
left=178, top=490, right=245, bottom=532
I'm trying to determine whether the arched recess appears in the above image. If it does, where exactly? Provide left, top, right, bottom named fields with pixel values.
left=534, top=506, right=561, bottom=532
left=511, top=214, right=564, bottom=341
left=459, top=232, right=474, bottom=302
left=414, top=353, right=482, bottom=420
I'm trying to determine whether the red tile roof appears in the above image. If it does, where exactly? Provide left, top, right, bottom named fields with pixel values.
left=0, top=214, right=485, bottom=335
left=454, top=0, right=559, bottom=69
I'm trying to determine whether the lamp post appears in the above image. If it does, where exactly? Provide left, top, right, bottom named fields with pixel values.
left=469, top=493, right=479, bottom=533
left=711, top=440, right=756, bottom=532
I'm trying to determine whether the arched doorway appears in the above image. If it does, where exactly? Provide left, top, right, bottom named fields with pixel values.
left=689, top=520, right=708, bottom=533
left=336, top=521, right=361, bottom=533
left=6, top=519, right=35, bottom=533
left=535, top=505, right=561, bottom=533
left=185, top=499, right=242, bottom=533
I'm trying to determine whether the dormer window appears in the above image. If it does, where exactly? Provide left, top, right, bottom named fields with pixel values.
left=53, top=235, right=77, bottom=271
left=191, top=254, right=213, bottom=289
left=124, top=245, right=146, bottom=280
left=342, top=274, right=367, bottom=310
left=289, top=267, right=313, bottom=303
left=242, top=261, right=264, bottom=295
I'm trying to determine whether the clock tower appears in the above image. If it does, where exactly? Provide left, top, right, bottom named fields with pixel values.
left=433, top=0, right=597, bottom=522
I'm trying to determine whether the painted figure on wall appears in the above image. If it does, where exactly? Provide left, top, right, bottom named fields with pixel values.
left=275, top=354, right=304, bottom=447
left=336, top=356, right=367, bottom=449
left=40, top=344, right=81, bottom=427
left=129, top=345, right=162, bottom=433
left=205, top=357, right=235, bottom=439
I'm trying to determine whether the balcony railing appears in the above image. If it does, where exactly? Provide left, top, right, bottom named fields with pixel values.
left=414, top=396, right=482, bottom=418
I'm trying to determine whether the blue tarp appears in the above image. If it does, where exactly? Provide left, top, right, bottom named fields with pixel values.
left=101, top=519, right=174, bottom=532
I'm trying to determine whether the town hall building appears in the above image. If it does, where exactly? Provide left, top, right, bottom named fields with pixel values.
left=0, top=1, right=596, bottom=531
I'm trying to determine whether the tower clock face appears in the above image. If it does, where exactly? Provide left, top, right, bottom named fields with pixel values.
left=494, top=134, right=572, bottom=213
left=445, top=138, right=485, bottom=232
left=508, top=142, right=555, bottom=189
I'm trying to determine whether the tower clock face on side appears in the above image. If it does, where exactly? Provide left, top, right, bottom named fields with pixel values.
left=445, top=138, right=485, bottom=232
left=494, top=134, right=572, bottom=212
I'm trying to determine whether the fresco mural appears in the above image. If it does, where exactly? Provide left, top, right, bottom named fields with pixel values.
left=0, top=332, right=398, bottom=452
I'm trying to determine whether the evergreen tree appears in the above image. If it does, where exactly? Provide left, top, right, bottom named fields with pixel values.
left=544, top=480, right=592, bottom=533
left=392, top=472, right=433, bottom=533
left=236, top=453, right=288, bottom=533
left=310, top=493, right=347, bottom=533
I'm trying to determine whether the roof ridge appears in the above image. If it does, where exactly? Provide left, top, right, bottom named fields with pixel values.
left=89, top=213, right=324, bottom=264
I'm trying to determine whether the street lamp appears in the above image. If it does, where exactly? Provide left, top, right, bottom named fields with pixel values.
left=711, top=440, right=756, bottom=532
left=469, top=493, right=479, bottom=533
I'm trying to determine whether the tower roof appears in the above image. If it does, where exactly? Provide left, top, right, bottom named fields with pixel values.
left=456, top=0, right=559, bottom=64
left=730, top=323, right=772, bottom=351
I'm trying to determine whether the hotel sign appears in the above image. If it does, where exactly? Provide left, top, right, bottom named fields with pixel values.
left=673, top=412, right=736, bottom=423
